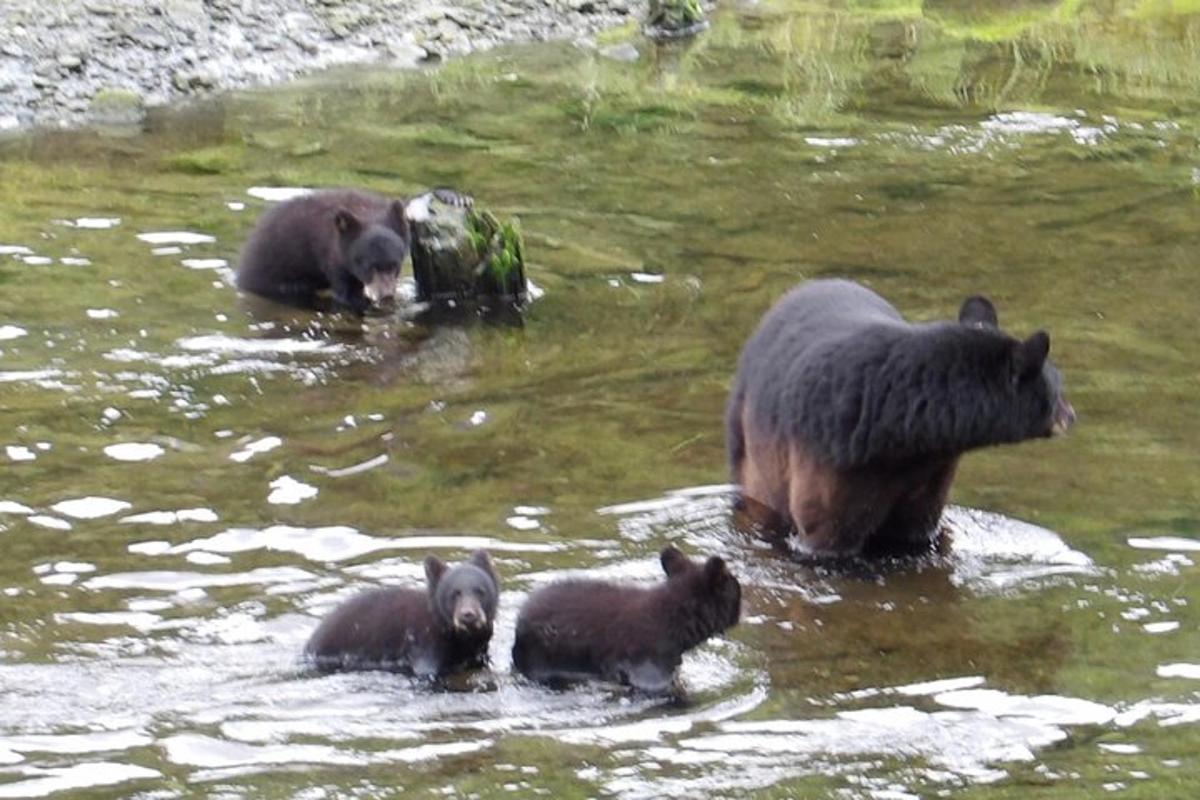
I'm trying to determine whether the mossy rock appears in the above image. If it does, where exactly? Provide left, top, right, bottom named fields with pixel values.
left=407, top=190, right=528, bottom=308
left=645, top=0, right=709, bottom=40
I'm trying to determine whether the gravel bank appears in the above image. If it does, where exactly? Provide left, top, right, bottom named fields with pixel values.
left=0, top=0, right=638, bottom=131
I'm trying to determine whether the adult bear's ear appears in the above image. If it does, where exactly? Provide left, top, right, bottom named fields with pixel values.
left=660, top=546, right=689, bottom=577
left=959, top=295, right=998, bottom=328
left=424, top=555, right=448, bottom=591
left=468, top=549, right=498, bottom=588
left=703, top=556, right=731, bottom=586
left=387, top=200, right=412, bottom=242
left=334, top=208, right=361, bottom=236
left=1013, top=331, right=1050, bottom=381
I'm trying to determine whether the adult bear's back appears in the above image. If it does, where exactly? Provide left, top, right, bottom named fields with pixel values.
left=744, top=279, right=905, bottom=367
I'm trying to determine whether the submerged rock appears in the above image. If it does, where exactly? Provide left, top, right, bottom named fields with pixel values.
left=644, top=0, right=710, bottom=40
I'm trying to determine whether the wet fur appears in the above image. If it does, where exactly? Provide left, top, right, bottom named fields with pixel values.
left=726, top=279, right=1071, bottom=556
left=512, top=547, right=741, bottom=694
left=305, top=550, right=499, bottom=676
left=237, top=189, right=410, bottom=312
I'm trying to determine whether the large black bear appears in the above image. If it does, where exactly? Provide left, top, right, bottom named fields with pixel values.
left=305, top=550, right=499, bottom=676
left=512, top=546, right=741, bottom=694
left=726, top=279, right=1075, bottom=558
left=237, top=189, right=411, bottom=313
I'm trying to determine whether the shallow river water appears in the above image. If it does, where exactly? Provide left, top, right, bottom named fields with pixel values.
left=1, top=1, right=1199, bottom=797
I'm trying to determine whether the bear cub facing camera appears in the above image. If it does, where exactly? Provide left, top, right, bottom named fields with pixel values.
left=237, top=189, right=411, bottom=313
left=512, top=546, right=741, bottom=695
left=305, top=550, right=499, bottom=677
left=726, top=278, right=1076, bottom=558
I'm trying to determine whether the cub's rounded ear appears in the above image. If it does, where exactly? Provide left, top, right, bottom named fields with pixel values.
left=387, top=200, right=412, bottom=242
left=704, top=556, right=731, bottom=585
left=660, top=545, right=689, bottom=577
left=424, top=555, right=448, bottom=590
left=334, top=208, right=361, bottom=235
left=469, top=549, right=498, bottom=586
left=1014, top=330, right=1050, bottom=381
left=959, top=295, right=999, bottom=328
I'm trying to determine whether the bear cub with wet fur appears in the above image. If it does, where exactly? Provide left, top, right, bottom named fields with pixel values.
left=237, top=189, right=411, bottom=313
left=512, top=546, right=741, bottom=694
left=726, top=278, right=1076, bottom=558
left=305, top=550, right=499, bottom=676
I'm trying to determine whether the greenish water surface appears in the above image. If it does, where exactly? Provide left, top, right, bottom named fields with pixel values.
left=1, top=1, right=1199, bottom=797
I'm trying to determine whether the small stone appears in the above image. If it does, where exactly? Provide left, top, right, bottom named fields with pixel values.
left=600, top=42, right=640, bottom=62
left=57, top=54, right=83, bottom=71
left=89, top=86, right=145, bottom=126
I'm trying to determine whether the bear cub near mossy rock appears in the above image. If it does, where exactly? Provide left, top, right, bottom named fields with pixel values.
left=305, top=550, right=499, bottom=676
left=726, top=278, right=1076, bottom=558
left=512, top=546, right=741, bottom=695
left=237, top=189, right=411, bottom=313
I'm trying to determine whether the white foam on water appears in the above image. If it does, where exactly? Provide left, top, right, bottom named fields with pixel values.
left=805, top=136, right=859, bottom=147
left=19, top=255, right=53, bottom=265
left=86, top=308, right=119, bottom=319
left=0, top=245, right=33, bottom=255
left=0, top=762, right=159, bottom=798
left=1157, top=663, right=1200, bottom=680
left=0, top=325, right=25, bottom=341
left=309, top=454, right=388, bottom=478
left=5, top=445, right=36, bottom=462
left=136, top=231, right=216, bottom=245
left=630, top=272, right=665, bottom=284
left=59, top=257, right=92, bottom=266
left=267, top=476, right=318, bottom=505
left=127, top=540, right=172, bottom=556
left=171, top=525, right=570, bottom=563
left=50, top=497, right=131, bottom=519
left=69, top=217, right=121, bottom=229
left=506, top=515, right=540, bottom=531
left=1143, top=621, right=1180, bottom=634
left=1128, top=536, right=1200, bottom=552
left=55, top=612, right=162, bottom=631
left=52, top=562, right=95, bottom=574
left=0, top=501, right=34, bottom=515
left=226, top=201, right=246, bottom=211
left=103, top=442, right=165, bottom=462
left=121, top=508, right=218, bottom=525
left=27, top=515, right=72, bottom=531
left=83, top=566, right=316, bottom=592
left=229, top=436, right=282, bottom=463
left=178, top=334, right=343, bottom=355
left=150, top=246, right=182, bottom=255
left=0, top=369, right=63, bottom=384
left=186, top=551, right=232, bottom=566
left=246, top=186, right=312, bottom=202
left=933, top=689, right=1115, bottom=726
left=181, top=258, right=229, bottom=270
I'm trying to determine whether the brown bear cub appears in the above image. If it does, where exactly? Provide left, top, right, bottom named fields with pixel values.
left=305, top=550, right=499, bottom=677
left=237, top=189, right=411, bottom=313
left=512, top=546, right=741, bottom=694
left=726, top=278, right=1075, bottom=558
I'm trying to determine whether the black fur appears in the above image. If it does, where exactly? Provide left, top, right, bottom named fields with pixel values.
left=237, top=189, right=411, bottom=313
left=512, top=546, right=741, bottom=694
left=305, top=550, right=499, bottom=676
left=728, top=279, right=1069, bottom=471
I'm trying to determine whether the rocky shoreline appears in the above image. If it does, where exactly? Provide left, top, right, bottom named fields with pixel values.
left=0, top=0, right=638, bottom=132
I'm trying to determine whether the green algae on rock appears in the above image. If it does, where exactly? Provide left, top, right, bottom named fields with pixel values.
left=408, top=190, right=528, bottom=308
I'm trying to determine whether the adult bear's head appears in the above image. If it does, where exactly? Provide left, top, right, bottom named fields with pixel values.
left=958, top=295, right=1076, bottom=440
